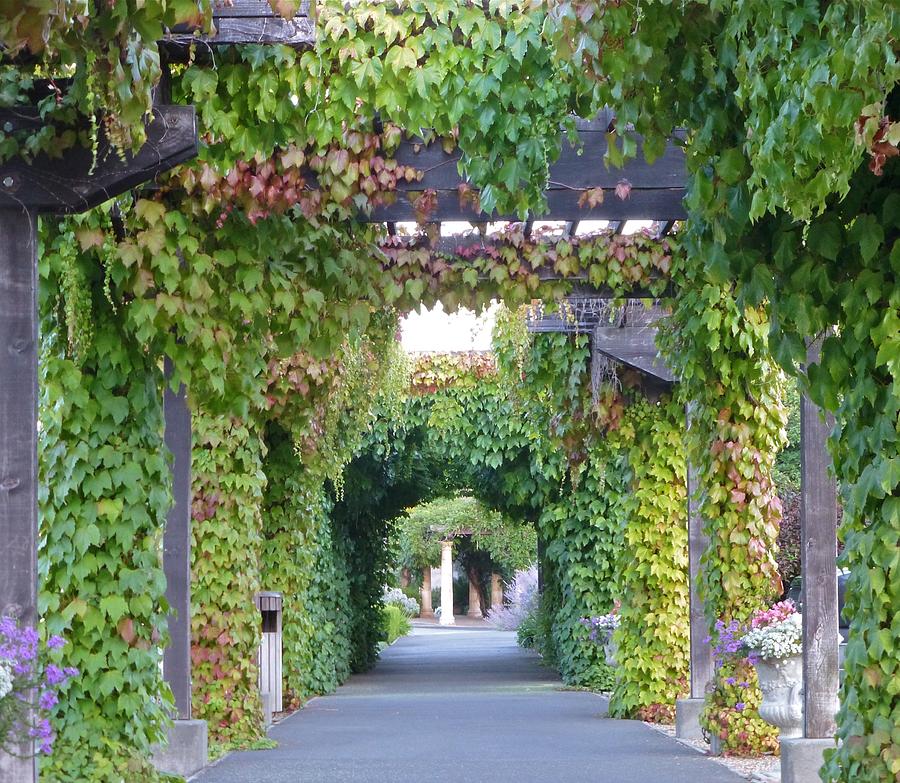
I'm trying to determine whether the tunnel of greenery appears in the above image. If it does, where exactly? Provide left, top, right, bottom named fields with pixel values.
left=5, top=1, right=896, bottom=781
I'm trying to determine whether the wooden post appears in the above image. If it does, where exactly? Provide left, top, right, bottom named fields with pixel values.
left=800, top=342, right=839, bottom=738
left=687, top=456, right=715, bottom=699
left=163, top=363, right=192, bottom=720
left=676, top=404, right=715, bottom=741
left=0, top=208, right=39, bottom=782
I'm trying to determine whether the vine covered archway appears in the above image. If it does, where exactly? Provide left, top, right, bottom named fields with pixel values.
left=0, top=3, right=895, bottom=783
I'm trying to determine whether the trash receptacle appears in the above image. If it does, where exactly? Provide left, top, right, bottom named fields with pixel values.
left=255, top=591, right=283, bottom=716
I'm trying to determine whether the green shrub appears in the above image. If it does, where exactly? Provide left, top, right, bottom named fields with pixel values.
left=516, top=593, right=557, bottom=665
left=532, top=593, right=560, bottom=669
left=517, top=606, right=539, bottom=648
left=381, top=605, right=412, bottom=644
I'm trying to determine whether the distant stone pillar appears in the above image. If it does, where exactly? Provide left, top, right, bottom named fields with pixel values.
left=399, top=567, right=411, bottom=589
left=467, top=577, right=482, bottom=618
left=439, top=540, right=455, bottom=626
left=420, top=568, right=434, bottom=617
left=490, top=573, right=503, bottom=610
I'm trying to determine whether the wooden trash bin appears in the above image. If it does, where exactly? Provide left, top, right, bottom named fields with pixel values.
left=255, top=592, right=283, bottom=715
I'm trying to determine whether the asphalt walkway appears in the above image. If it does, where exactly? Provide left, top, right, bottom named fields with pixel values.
left=194, top=622, right=743, bottom=783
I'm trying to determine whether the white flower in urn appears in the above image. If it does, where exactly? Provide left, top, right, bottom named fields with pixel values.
left=0, top=659, right=13, bottom=700
left=580, top=612, right=620, bottom=643
left=741, top=613, right=803, bottom=661
left=740, top=601, right=805, bottom=740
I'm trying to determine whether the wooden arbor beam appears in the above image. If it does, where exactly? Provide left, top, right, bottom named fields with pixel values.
left=526, top=299, right=675, bottom=383
left=529, top=318, right=675, bottom=381
left=685, top=406, right=715, bottom=700
left=592, top=326, right=674, bottom=383
left=367, top=122, right=687, bottom=222
left=0, top=106, right=197, bottom=212
left=0, top=211, right=38, bottom=781
left=379, top=232, right=675, bottom=298
left=162, top=0, right=315, bottom=55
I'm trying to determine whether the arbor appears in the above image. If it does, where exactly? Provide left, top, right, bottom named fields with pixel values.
left=394, top=495, right=537, bottom=614
left=0, top=2, right=894, bottom=780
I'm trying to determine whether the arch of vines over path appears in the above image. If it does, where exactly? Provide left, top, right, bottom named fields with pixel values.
left=0, top=3, right=897, bottom=783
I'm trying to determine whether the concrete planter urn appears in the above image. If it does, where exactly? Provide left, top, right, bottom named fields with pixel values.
left=603, top=635, right=619, bottom=667
left=754, top=654, right=803, bottom=739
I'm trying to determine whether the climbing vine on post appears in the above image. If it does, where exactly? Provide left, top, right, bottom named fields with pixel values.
left=608, top=396, right=689, bottom=723
left=39, top=225, right=174, bottom=783
left=190, top=412, right=267, bottom=749
left=658, top=259, right=788, bottom=753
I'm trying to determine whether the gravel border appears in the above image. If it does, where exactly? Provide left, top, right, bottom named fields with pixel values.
left=644, top=722, right=780, bottom=781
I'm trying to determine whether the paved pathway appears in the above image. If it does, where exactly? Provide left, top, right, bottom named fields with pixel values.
left=195, top=623, right=743, bottom=783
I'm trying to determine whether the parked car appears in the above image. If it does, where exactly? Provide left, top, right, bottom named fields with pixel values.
left=785, top=569, right=850, bottom=642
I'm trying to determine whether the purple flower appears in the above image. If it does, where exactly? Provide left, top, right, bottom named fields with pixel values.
left=739, top=681, right=749, bottom=688
left=734, top=702, right=745, bottom=712
left=726, top=677, right=736, bottom=685
left=45, top=664, right=66, bottom=686
left=39, top=690, right=59, bottom=710
left=28, top=718, right=54, bottom=754
left=1, top=616, right=71, bottom=756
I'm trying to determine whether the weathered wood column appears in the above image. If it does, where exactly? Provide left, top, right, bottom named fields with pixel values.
left=781, top=341, right=840, bottom=782
left=163, top=365, right=193, bottom=719
left=439, top=539, right=455, bottom=626
left=800, top=372, right=839, bottom=737
left=0, top=209, right=39, bottom=782
left=686, top=459, right=715, bottom=698
left=676, top=406, right=714, bottom=741
left=420, top=568, right=434, bottom=617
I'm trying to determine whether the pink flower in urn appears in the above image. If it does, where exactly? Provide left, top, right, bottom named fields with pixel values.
left=750, top=600, right=797, bottom=629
